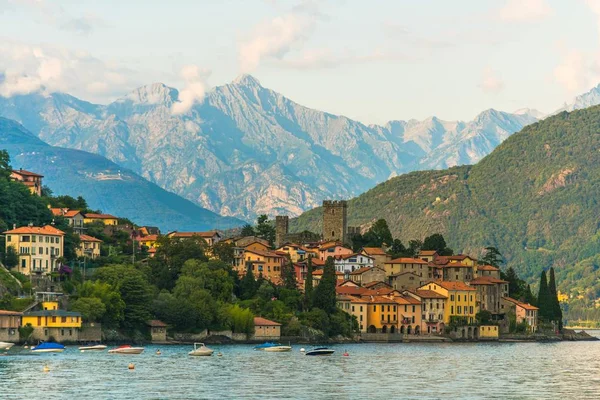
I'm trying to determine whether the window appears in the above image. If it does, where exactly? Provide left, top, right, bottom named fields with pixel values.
left=470, top=295, right=473, bottom=302
left=423, top=303, right=427, bottom=311
left=412, top=305, right=415, bottom=312
left=21, top=259, right=26, bottom=268
left=450, top=295, right=454, bottom=301
left=352, top=306, right=355, bottom=312
left=360, top=306, right=363, bottom=312
left=52, top=316, right=56, bottom=323
left=6, top=235, right=11, bottom=242
left=470, top=306, right=473, bottom=314
left=412, top=316, right=415, bottom=323
left=457, top=306, right=462, bottom=314
left=451, top=306, right=454, bottom=314
left=457, top=295, right=460, bottom=301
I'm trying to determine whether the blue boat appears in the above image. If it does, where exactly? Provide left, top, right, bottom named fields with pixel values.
left=31, top=342, right=65, bottom=353
left=253, top=342, right=281, bottom=351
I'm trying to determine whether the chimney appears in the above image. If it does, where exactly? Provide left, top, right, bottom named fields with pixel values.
left=13, top=224, right=16, bottom=230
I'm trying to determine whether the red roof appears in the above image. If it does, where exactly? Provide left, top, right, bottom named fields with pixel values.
left=433, top=281, right=476, bottom=291
left=387, top=257, right=428, bottom=265
left=413, top=289, right=448, bottom=299
left=85, top=213, right=118, bottom=219
left=470, top=276, right=508, bottom=285
left=12, top=169, right=43, bottom=177
left=442, top=263, right=472, bottom=268
left=503, top=297, right=539, bottom=311
left=244, top=249, right=285, bottom=259
left=3, top=225, right=64, bottom=236
left=349, top=266, right=373, bottom=275
left=136, top=234, right=158, bottom=241
left=419, top=250, right=438, bottom=256
left=254, top=317, right=281, bottom=326
left=477, top=264, right=500, bottom=271
left=363, top=281, right=391, bottom=289
left=0, top=310, right=23, bottom=316
left=64, top=210, right=82, bottom=218
left=361, top=247, right=387, bottom=256
left=146, top=319, right=167, bottom=327
left=79, top=234, right=102, bottom=243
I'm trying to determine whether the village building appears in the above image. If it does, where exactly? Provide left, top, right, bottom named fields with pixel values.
left=470, top=276, right=509, bottom=316
left=84, top=213, right=119, bottom=226
left=276, top=243, right=316, bottom=263
left=10, top=169, right=43, bottom=196
left=22, top=300, right=82, bottom=342
left=318, top=242, right=353, bottom=261
left=501, top=297, right=539, bottom=333
left=442, top=263, right=475, bottom=282
left=404, top=289, right=447, bottom=334
left=253, top=317, right=281, bottom=340
left=167, top=231, right=222, bottom=246
left=419, top=281, right=478, bottom=325
left=136, top=234, right=159, bottom=250
left=349, top=266, right=386, bottom=286
left=0, top=310, right=22, bottom=342
left=383, top=257, right=428, bottom=279
left=363, top=281, right=392, bottom=290
left=76, top=234, right=102, bottom=259
left=332, top=253, right=374, bottom=274
left=475, top=264, right=501, bottom=279
left=417, top=250, right=439, bottom=263
left=241, top=249, right=285, bottom=282
left=360, top=247, right=392, bottom=269
left=389, top=271, right=425, bottom=291
left=3, top=225, right=65, bottom=275
left=147, top=320, right=168, bottom=342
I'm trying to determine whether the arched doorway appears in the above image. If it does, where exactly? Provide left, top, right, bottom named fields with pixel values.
left=390, top=325, right=396, bottom=334
left=415, top=326, right=420, bottom=335
left=368, top=325, right=377, bottom=333
left=382, top=325, right=388, bottom=333
left=400, top=326, right=405, bottom=334
left=461, top=328, right=465, bottom=338
left=407, top=326, right=412, bottom=334
left=474, top=327, right=479, bottom=339
left=467, top=327, right=472, bottom=339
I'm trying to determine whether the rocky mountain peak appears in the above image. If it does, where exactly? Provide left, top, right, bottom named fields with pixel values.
left=117, top=82, right=178, bottom=106
left=232, top=74, right=262, bottom=88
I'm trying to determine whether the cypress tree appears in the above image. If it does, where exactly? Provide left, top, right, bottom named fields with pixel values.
left=548, top=267, right=563, bottom=331
left=304, top=257, right=314, bottom=311
left=524, top=284, right=536, bottom=306
left=240, top=263, right=257, bottom=300
left=537, top=270, right=550, bottom=321
left=313, top=257, right=336, bottom=314
left=282, top=256, right=297, bottom=290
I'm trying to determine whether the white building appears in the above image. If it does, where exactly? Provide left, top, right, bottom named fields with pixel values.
left=333, top=253, right=374, bottom=274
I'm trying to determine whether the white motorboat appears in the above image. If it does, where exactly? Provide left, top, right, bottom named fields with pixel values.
left=188, top=343, right=214, bottom=356
left=108, top=345, right=145, bottom=354
left=263, top=345, right=292, bottom=352
left=0, top=342, right=15, bottom=351
left=79, top=344, right=107, bottom=351
left=304, top=347, right=335, bottom=356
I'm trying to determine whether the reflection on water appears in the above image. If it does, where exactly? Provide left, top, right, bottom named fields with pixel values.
left=1, top=333, right=599, bottom=399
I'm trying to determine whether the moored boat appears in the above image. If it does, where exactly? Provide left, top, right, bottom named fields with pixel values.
left=188, top=343, right=214, bottom=356
left=304, top=347, right=335, bottom=356
left=254, top=342, right=283, bottom=351
left=108, top=345, right=144, bottom=354
left=263, top=345, right=292, bottom=352
left=0, top=342, right=15, bottom=350
left=31, top=342, right=65, bottom=353
left=79, top=344, right=107, bottom=351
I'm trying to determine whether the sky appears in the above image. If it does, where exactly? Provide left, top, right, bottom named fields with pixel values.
left=0, top=0, right=599, bottom=124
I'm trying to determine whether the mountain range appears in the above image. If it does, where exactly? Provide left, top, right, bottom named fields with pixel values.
left=291, top=104, right=600, bottom=299
left=0, top=118, right=244, bottom=231
left=0, top=74, right=566, bottom=222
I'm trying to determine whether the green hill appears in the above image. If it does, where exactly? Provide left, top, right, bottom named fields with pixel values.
left=292, top=106, right=600, bottom=301
left=0, top=118, right=244, bottom=231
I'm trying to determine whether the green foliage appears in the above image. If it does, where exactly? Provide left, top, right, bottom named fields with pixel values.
left=475, top=310, right=492, bottom=325
left=18, top=323, right=34, bottom=342
left=212, top=241, right=235, bottom=264
left=422, top=233, right=453, bottom=256
left=352, top=219, right=393, bottom=250
left=312, top=257, right=336, bottom=314
left=224, top=304, right=254, bottom=335
left=75, top=280, right=125, bottom=327
left=282, top=258, right=297, bottom=290
left=241, top=224, right=255, bottom=237
left=537, top=270, right=551, bottom=321
left=304, top=257, right=313, bottom=311
left=3, top=245, right=18, bottom=269
left=255, top=215, right=276, bottom=246
left=239, top=265, right=258, bottom=300
left=0, top=149, right=11, bottom=181
left=388, top=239, right=407, bottom=259
left=480, top=247, right=504, bottom=267
left=71, top=297, right=106, bottom=322
left=148, top=236, right=208, bottom=290
left=548, top=267, right=563, bottom=330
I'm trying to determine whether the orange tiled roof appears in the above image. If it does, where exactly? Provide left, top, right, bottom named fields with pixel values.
left=419, top=250, right=438, bottom=256
left=387, top=257, right=428, bottom=264
left=349, top=266, right=373, bottom=275
left=319, top=242, right=347, bottom=251
left=79, top=234, right=102, bottom=242
left=3, top=225, right=64, bottom=236
left=50, top=208, right=64, bottom=216
left=169, top=231, right=220, bottom=238
left=244, top=249, right=285, bottom=258
left=136, top=234, right=158, bottom=241
left=503, top=297, right=539, bottom=311
left=470, top=276, right=508, bottom=285
left=64, top=210, right=82, bottom=218
left=477, top=264, right=500, bottom=271
left=85, top=213, right=118, bottom=219
left=442, top=263, right=473, bottom=268
left=254, top=317, right=281, bottom=326
left=413, top=289, right=448, bottom=299
left=361, top=247, right=387, bottom=256
left=363, top=281, right=391, bottom=289
left=11, top=169, right=43, bottom=177
left=0, top=310, right=23, bottom=316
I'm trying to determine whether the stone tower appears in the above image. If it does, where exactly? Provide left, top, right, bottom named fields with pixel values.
left=322, top=200, right=348, bottom=244
left=275, top=215, right=289, bottom=248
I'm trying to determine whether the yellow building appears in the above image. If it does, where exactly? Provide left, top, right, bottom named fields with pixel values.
left=167, top=231, right=222, bottom=246
left=276, top=243, right=316, bottom=263
left=136, top=234, right=159, bottom=249
left=242, top=249, right=285, bottom=282
left=419, top=281, right=478, bottom=324
left=365, top=296, right=399, bottom=333
left=22, top=301, right=82, bottom=342
left=253, top=317, right=281, bottom=340
left=478, top=325, right=499, bottom=339
left=383, top=257, right=429, bottom=278
left=77, top=234, right=102, bottom=259
left=84, top=213, right=119, bottom=226
left=3, top=225, right=65, bottom=275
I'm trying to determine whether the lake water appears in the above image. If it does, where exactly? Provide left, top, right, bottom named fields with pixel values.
left=1, top=332, right=600, bottom=399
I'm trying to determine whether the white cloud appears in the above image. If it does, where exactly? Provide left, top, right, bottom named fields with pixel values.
left=478, top=67, right=504, bottom=94
left=278, top=48, right=411, bottom=70
left=238, top=1, right=320, bottom=73
left=499, top=0, right=552, bottom=22
left=171, top=65, right=210, bottom=115
left=0, top=40, right=141, bottom=101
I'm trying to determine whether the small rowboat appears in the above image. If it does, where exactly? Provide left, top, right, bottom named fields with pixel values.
left=188, top=343, right=214, bottom=356
left=304, top=347, right=335, bottom=356
left=31, top=342, right=65, bottom=353
left=0, top=342, right=15, bottom=351
left=79, top=344, right=107, bottom=351
left=263, top=345, right=292, bottom=352
left=108, top=345, right=144, bottom=355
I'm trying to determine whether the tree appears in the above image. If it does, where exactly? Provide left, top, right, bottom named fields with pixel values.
left=406, top=239, right=422, bottom=258
left=388, top=239, right=407, bottom=259
left=548, top=267, right=563, bottom=330
left=476, top=310, right=492, bottom=324
left=282, top=257, right=297, bottom=290
left=0, top=150, right=11, bottom=181
left=313, top=257, right=336, bottom=314
left=239, top=264, right=258, bottom=300
left=480, top=246, right=504, bottom=267
left=71, top=297, right=106, bottom=322
left=503, top=267, right=523, bottom=298
left=241, top=224, right=255, bottom=237
left=149, top=236, right=208, bottom=290
left=3, top=245, right=18, bottom=269
left=212, top=242, right=235, bottom=264
left=523, top=284, right=536, bottom=305
left=422, top=233, right=453, bottom=256
left=362, top=219, right=393, bottom=248
left=255, top=215, right=275, bottom=246
left=304, top=258, right=314, bottom=311
left=537, top=270, right=551, bottom=321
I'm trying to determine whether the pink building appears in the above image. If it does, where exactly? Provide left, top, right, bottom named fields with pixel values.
left=319, top=242, right=353, bottom=260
